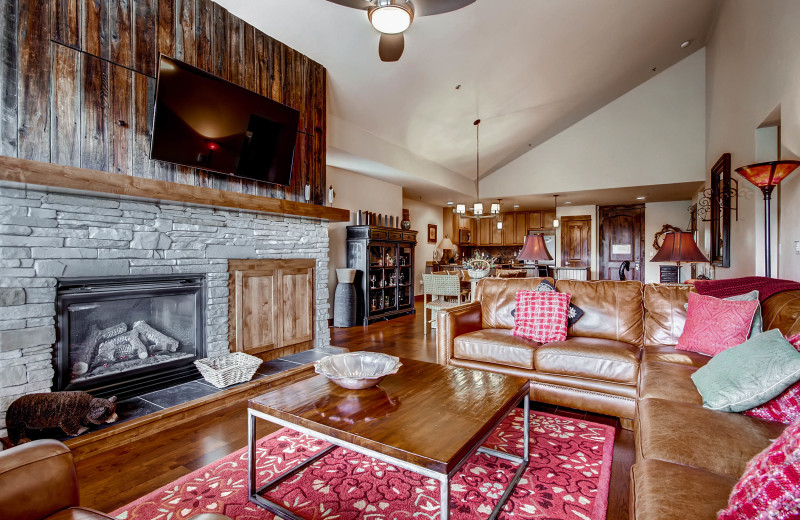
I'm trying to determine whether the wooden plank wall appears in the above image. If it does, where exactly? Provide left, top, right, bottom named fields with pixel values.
left=0, top=0, right=326, bottom=205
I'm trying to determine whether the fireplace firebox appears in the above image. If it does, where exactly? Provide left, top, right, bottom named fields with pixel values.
left=55, top=275, right=207, bottom=399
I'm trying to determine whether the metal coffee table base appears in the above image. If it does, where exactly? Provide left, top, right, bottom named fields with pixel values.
left=248, top=394, right=530, bottom=520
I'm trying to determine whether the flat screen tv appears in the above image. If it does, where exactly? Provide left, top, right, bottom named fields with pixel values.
left=150, top=55, right=300, bottom=186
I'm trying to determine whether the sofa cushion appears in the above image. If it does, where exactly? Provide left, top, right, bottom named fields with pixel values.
left=677, top=293, right=758, bottom=355
left=533, top=337, right=641, bottom=385
left=555, top=280, right=644, bottom=346
left=762, top=289, right=800, bottom=338
left=474, top=277, right=552, bottom=329
left=638, top=361, right=702, bottom=405
left=453, top=328, right=539, bottom=369
left=718, top=420, right=800, bottom=520
left=512, top=290, right=570, bottom=343
left=641, top=345, right=710, bottom=367
left=631, top=459, right=737, bottom=520
left=642, top=283, right=692, bottom=348
left=636, top=398, right=785, bottom=479
left=690, top=329, right=800, bottom=412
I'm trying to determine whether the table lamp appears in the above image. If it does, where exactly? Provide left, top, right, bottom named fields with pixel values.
left=437, top=236, right=455, bottom=264
left=734, top=160, right=800, bottom=278
left=518, top=234, right=552, bottom=266
left=650, top=232, right=709, bottom=283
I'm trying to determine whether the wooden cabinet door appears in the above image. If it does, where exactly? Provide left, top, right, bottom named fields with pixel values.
left=542, top=210, right=556, bottom=230
left=233, top=268, right=278, bottom=355
left=528, top=211, right=542, bottom=230
left=478, top=218, right=491, bottom=246
left=513, top=213, right=527, bottom=245
left=502, top=214, right=515, bottom=245
left=491, top=219, right=503, bottom=245
left=280, top=267, right=314, bottom=347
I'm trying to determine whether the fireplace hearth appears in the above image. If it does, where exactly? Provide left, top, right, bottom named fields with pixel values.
left=55, top=275, right=207, bottom=400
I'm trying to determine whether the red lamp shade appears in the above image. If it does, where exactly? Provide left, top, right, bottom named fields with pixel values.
left=651, top=232, right=709, bottom=264
left=518, top=234, right=553, bottom=262
left=735, top=160, right=799, bottom=190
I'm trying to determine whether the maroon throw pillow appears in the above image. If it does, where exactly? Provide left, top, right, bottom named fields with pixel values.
left=676, top=293, right=759, bottom=356
left=717, top=420, right=800, bottom=519
left=742, top=334, right=800, bottom=424
left=512, top=290, right=571, bottom=343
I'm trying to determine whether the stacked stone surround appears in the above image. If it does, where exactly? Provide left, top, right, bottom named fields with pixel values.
left=0, top=184, right=331, bottom=437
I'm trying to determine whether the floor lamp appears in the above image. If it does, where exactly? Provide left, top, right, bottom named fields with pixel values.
left=734, top=160, right=800, bottom=278
left=650, top=232, right=709, bottom=283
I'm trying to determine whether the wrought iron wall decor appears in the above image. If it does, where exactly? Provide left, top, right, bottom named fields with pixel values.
left=701, top=153, right=735, bottom=268
left=653, top=224, right=684, bottom=251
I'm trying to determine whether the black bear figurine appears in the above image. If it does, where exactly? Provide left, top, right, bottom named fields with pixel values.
left=6, top=391, right=118, bottom=445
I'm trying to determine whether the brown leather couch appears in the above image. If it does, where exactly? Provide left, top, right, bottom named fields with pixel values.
left=438, top=278, right=800, bottom=518
left=631, top=288, right=800, bottom=519
left=0, top=439, right=232, bottom=520
left=437, top=277, right=649, bottom=425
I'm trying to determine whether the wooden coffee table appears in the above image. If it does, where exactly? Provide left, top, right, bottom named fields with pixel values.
left=247, top=357, right=530, bottom=520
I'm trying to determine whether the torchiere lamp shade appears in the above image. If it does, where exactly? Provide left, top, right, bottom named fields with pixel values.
left=518, top=234, right=553, bottom=262
left=735, top=160, right=800, bottom=190
left=651, top=232, right=709, bottom=264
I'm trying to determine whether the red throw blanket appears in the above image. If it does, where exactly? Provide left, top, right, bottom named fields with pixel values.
left=694, top=276, right=800, bottom=303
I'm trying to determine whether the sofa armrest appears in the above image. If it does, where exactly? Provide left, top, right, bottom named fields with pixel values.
left=0, top=439, right=80, bottom=520
left=436, top=301, right=483, bottom=365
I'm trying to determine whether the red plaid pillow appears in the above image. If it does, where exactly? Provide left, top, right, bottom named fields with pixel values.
left=512, top=290, right=571, bottom=343
left=718, top=420, right=800, bottom=519
left=742, top=334, right=800, bottom=424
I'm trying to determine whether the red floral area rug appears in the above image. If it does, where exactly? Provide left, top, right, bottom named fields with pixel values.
left=113, top=410, right=614, bottom=520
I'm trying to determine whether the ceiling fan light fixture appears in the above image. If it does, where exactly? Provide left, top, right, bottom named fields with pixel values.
left=369, top=2, right=413, bottom=34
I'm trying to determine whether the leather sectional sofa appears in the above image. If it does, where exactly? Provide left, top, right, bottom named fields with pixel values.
left=436, top=278, right=800, bottom=519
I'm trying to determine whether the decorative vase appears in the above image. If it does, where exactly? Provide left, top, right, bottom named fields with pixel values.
left=401, top=220, right=411, bottom=230
left=334, top=269, right=357, bottom=328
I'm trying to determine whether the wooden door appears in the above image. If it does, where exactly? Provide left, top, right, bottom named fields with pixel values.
left=560, top=216, right=591, bottom=268
left=280, top=267, right=315, bottom=347
left=598, top=205, right=645, bottom=281
left=233, top=268, right=278, bottom=355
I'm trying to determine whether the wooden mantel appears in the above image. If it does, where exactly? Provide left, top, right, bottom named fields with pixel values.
left=0, top=156, right=350, bottom=222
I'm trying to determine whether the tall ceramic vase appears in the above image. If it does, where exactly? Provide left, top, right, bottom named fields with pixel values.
left=334, top=269, right=357, bottom=327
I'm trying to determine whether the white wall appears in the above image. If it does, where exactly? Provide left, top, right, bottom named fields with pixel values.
left=402, top=197, right=444, bottom=293
left=555, top=205, right=598, bottom=280
left=326, top=166, right=403, bottom=306
left=704, top=0, right=800, bottom=280
left=644, top=201, right=694, bottom=283
left=482, top=49, right=706, bottom=198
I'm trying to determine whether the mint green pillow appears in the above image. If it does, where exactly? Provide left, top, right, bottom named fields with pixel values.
left=685, top=290, right=762, bottom=338
left=690, top=329, right=800, bottom=412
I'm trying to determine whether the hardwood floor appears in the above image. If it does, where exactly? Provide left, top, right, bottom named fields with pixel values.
left=74, top=301, right=634, bottom=519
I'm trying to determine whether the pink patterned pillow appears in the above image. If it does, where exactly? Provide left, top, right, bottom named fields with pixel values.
left=718, top=421, right=800, bottom=519
left=742, top=334, right=800, bottom=424
left=676, top=293, right=759, bottom=355
left=512, top=290, right=570, bottom=343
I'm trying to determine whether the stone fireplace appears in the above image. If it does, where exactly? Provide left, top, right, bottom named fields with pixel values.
left=54, top=275, right=207, bottom=400
left=0, top=184, right=331, bottom=438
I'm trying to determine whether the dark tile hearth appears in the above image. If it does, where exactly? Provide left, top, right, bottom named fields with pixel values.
left=280, top=349, right=337, bottom=365
left=140, top=381, right=219, bottom=409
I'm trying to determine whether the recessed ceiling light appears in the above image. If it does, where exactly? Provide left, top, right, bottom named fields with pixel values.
left=447, top=201, right=454, bottom=205
left=681, top=39, right=692, bottom=49
left=564, top=201, right=572, bottom=205
left=513, top=204, right=520, bottom=209
left=636, top=196, right=647, bottom=200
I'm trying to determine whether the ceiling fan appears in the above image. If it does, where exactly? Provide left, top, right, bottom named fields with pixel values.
left=324, top=0, right=476, bottom=62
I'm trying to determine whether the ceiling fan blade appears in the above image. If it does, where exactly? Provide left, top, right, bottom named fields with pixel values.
left=379, top=33, right=404, bottom=62
left=323, top=0, right=374, bottom=10
left=414, top=0, right=475, bottom=16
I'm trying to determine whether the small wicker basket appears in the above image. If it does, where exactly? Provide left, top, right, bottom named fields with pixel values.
left=194, top=352, right=262, bottom=388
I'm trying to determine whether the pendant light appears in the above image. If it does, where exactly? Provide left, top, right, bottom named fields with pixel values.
left=552, top=195, right=559, bottom=228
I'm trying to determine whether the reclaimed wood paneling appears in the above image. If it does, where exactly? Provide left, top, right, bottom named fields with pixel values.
left=50, top=43, right=81, bottom=166
left=1, top=0, right=327, bottom=205
left=0, top=0, right=19, bottom=157
left=17, top=0, right=50, bottom=161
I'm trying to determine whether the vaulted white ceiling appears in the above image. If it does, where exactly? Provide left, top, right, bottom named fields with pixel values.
left=216, top=0, right=718, bottom=202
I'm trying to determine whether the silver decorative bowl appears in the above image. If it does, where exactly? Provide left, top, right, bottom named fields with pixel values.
left=315, top=352, right=402, bottom=390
